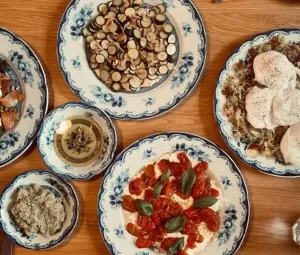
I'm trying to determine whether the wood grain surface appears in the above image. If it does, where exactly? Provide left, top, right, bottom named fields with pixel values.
left=0, top=0, right=300, bottom=254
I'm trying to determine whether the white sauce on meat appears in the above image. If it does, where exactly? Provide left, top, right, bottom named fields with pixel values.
left=280, top=122, right=300, bottom=166
left=122, top=152, right=224, bottom=254
left=245, top=86, right=278, bottom=129
left=272, top=89, right=300, bottom=126
left=253, top=51, right=297, bottom=90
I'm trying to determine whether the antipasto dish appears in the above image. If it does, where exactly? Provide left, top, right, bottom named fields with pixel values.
left=222, top=36, right=300, bottom=166
left=84, top=0, right=178, bottom=92
left=0, top=60, right=25, bottom=135
left=122, top=151, right=223, bottom=255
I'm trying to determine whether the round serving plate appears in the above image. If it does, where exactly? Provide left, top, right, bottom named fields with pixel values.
left=57, top=0, right=206, bottom=120
left=214, top=28, right=300, bottom=177
left=0, top=170, right=79, bottom=250
left=98, top=132, right=250, bottom=255
left=38, top=102, right=117, bottom=180
left=0, top=27, right=48, bottom=167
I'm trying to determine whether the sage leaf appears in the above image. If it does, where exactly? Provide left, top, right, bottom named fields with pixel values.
left=180, top=168, right=196, bottom=195
left=164, top=215, right=186, bottom=233
left=160, top=169, right=171, bottom=182
left=167, top=237, right=185, bottom=255
left=135, top=199, right=153, bottom=216
left=194, top=196, right=218, bottom=209
left=153, top=182, right=164, bottom=198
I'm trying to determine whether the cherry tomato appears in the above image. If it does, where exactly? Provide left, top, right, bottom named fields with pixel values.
left=210, top=188, right=219, bottom=197
left=136, top=237, right=154, bottom=248
left=126, top=223, right=140, bottom=236
left=194, top=162, right=208, bottom=174
left=158, top=159, right=170, bottom=174
left=122, top=195, right=136, bottom=212
left=129, top=178, right=144, bottom=195
left=177, top=152, right=192, bottom=170
left=198, top=208, right=220, bottom=232
left=144, top=189, right=154, bottom=202
left=141, top=173, right=157, bottom=187
left=187, top=233, right=203, bottom=248
left=160, top=237, right=176, bottom=251
left=144, top=164, right=156, bottom=178
left=137, top=215, right=157, bottom=231
left=161, top=181, right=175, bottom=197
left=191, top=174, right=211, bottom=199
left=169, top=161, right=185, bottom=178
left=183, top=220, right=198, bottom=235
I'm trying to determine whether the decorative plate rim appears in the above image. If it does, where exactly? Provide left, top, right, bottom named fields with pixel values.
left=0, top=26, right=49, bottom=168
left=97, top=131, right=250, bottom=255
left=214, top=28, right=300, bottom=178
left=0, top=170, right=79, bottom=250
left=56, top=0, right=207, bottom=120
left=37, top=101, right=118, bottom=180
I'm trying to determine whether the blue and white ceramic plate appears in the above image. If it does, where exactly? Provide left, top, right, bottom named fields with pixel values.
left=0, top=170, right=79, bottom=249
left=214, top=28, right=300, bottom=177
left=38, top=102, right=117, bottom=180
left=98, top=132, right=250, bottom=255
left=0, top=27, right=48, bottom=167
left=57, top=0, right=206, bottom=120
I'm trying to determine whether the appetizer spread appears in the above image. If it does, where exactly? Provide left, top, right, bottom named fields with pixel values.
left=54, top=115, right=104, bottom=167
left=11, top=184, right=66, bottom=237
left=0, top=60, right=25, bottom=134
left=83, top=0, right=178, bottom=92
left=222, top=36, right=300, bottom=165
left=122, top=152, right=222, bottom=254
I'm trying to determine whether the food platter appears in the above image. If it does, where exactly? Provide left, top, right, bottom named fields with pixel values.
left=0, top=27, right=48, bottom=167
left=98, top=132, right=250, bottom=255
left=214, top=28, right=300, bottom=177
left=57, top=0, right=206, bottom=120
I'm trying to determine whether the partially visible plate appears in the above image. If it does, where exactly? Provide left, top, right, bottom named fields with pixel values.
left=0, top=170, right=79, bottom=250
left=0, top=27, right=48, bottom=167
left=214, top=28, right=300, bottom=177
left=57, top=0, right=206, bottom=120
left=98, top=132, right=250, bottom=255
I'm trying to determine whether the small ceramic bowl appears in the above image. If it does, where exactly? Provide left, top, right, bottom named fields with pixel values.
left=37, top=101, right=117, bottom=180
left=0, top=170, right=79, bottom=250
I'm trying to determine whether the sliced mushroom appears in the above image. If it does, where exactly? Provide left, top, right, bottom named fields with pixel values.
left=166, top=44, right=176, bottom=55
left=158, top=65, right=168, bottom=75
left=96, top=54, right=106, bottom=64
left=163, top=23, right=173, bottom=34
left=112, top=71, right=122, bottom=81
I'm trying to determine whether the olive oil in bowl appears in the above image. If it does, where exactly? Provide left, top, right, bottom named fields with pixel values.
left=53, top=115, right=104, bottom=167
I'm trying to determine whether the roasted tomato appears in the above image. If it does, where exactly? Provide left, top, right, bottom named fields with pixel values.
left=161, top=181, right=175, bottom=197
left=183, top=220, right=198, bottom=235
left=153, top=197, right=183, bottom=220
left=151, top=225, right=165, bottom=242
left=144, top=189, right=154, bottom=202
left=210, top=188, right=219, bottom=197
left=158, top=159, right=170, bottom=174
left=184, top=208, right=200, bottom=222
left=198, top=208, right=220, bottom=232
left=169, top=161, right=185, bottom=178
left=141, top=173, right=157, bottom=187
left=194, top=161, right=208, bottom=174
left=122, top=195, right=136, bottom=212
left=136, top=237, right=154, bottom=248
left=187, top=233, right=204, bottom=248
left=137, top=215, right=158, bottom=231
left=160, top=237, right=176, bottom=251
left=129, top=178, right=144, bottom=195
left=177, top=152, right=192, bottom=170
left=144, top=164, right=156, bottom=177
left=126, top=223, right=140, bottom=236
left=191, top=173, right=211, bottom=199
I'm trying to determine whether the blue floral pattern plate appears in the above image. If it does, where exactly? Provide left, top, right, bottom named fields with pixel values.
left=98, top=132, right=250, bottom=255
left=0, top=27, right=48, bottom=167
left=57, top=0, right=206, bottom=120
left=37, top=102, right=117, bottom=180
left=214, top=29, right=300, bottom=177
left=0, top=170, right=79, bottom=250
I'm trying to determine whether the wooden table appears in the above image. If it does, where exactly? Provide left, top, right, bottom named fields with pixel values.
left=0, top=0, right=300, bottom=254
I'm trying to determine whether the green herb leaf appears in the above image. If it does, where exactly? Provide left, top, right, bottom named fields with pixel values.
left=135, top=199, right=154, bottom=216
left=153, top=182, right=164, bottom=198
left=180, top=168, right=196, bottom=195
left=164, top=215, right=186, bottom=233
left=167, top=237, right=185, bottom=255
left=160, top=169, right=171, bottom=182
left=194, top=196, right=218, bottom=209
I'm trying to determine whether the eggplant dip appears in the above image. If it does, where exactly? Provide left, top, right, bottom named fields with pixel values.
left=11, top=184, right=66, bottom=237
